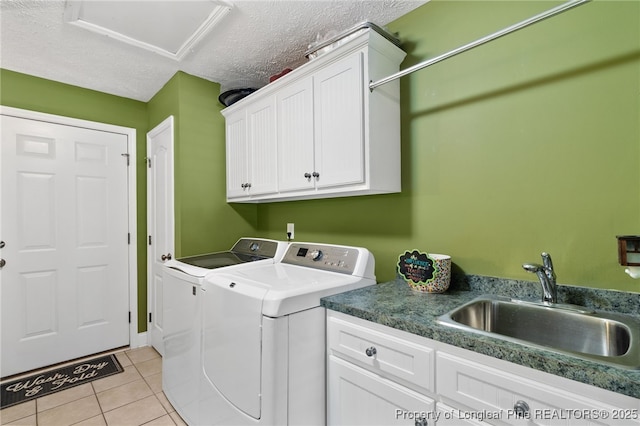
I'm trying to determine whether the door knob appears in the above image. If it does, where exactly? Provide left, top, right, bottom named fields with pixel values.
left=0, top=241, right=5, bottom=249
left=0, top=259, right=5, bottom=268
left=365, top=346, right=377, bottom=357
left=161, top=253, right=172, bottom=261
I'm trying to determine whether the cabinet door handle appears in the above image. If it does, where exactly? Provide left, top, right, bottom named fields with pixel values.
left=312, top=172, right=320, bottom=178
left=365, top=346, right=377, bottom=357
left=304, top=173, right=312, bottom=179
left=415, top=416, right=428, bottom=426
left=161, top=253, right=172, bottom=261
left=513, top=400, right=530, bottom=418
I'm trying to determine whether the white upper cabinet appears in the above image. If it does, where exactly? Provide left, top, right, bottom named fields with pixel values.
left=276, top=75, right=315, bottom=193
left=223, top=29, right=406, bottom=202
left=225, top=95, right=278, bottom=198
left=225, top=108, right=248, bottom=199
left=312, top=52, right=365, bottom=190
left=246, top=96, right=278, bottom=196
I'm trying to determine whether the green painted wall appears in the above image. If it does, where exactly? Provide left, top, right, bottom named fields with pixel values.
left=2, top=0, right=638, bottom=340
left=257, top=0, right=640, bottom=293
left=148, top=72, right=257, bottom=259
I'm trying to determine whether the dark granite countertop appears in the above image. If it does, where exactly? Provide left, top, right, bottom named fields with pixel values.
left=320, top=275, right=640, bottom=400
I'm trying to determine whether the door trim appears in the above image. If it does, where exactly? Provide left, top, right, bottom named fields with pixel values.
left=0, top=106, right=140, bottom=349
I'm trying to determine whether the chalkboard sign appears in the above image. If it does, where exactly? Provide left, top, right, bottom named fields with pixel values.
left=397, top=250, right=439, bottom=284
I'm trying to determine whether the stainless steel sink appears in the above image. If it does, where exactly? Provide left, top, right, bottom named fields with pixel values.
left=437, top=295, right=640, bottom=369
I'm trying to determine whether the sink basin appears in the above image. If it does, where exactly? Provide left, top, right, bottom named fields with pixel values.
left=437, top=295, right=640, bottom=369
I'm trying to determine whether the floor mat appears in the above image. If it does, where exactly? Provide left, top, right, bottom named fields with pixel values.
left=1, top=354, right=123, bottom=409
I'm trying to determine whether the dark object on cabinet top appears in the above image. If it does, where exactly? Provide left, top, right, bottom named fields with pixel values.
left=219, top=88, right=257, bottom=107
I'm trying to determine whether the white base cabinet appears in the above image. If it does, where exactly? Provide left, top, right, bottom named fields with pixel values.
left=328, top=356, right=435, bottom=426
left=327, top=311, right=640, bottom=426
left=223, top=29, right=406, bottom=202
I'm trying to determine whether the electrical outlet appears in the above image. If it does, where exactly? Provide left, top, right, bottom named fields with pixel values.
left=287, top=223, right=294, bottom=240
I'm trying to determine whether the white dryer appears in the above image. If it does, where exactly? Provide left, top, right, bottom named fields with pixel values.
left=198, top=242, right=376, bottom=425
left=162, top=238, right=288, bottom=426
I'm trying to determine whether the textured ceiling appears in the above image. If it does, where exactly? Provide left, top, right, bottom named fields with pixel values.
left=0, top=0, right=427, bottom=102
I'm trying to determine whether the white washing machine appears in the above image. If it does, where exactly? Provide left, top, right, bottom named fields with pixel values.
left=198, top=242, right=376, bottom=425
left=162, top=238, right=289, bottom=426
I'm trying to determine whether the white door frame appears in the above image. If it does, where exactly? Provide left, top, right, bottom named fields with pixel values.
left=0, top=106, right=141, bottom=349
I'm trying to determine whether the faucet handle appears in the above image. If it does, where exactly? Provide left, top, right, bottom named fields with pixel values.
left=541, top=252, right=556, bottom=280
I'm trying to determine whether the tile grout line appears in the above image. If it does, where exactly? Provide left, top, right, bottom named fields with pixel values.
left=89, top=380, right=109, bottom=426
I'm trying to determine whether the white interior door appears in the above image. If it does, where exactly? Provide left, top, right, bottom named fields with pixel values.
left=146, top=116, right=175, bottom=356
left=1, top=114, right=131, bottom=377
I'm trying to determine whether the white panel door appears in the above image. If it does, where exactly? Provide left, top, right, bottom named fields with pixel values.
left=276, top=76, right=315, bottom=193
left=146, top=116, right=175, bottom=356
left=314, top=52, right=365, bottom=189
left=1, top=115, right=130, bottom=377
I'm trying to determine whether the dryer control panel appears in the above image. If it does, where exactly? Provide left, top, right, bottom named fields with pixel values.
left=282, top=243, right=364, bottom=275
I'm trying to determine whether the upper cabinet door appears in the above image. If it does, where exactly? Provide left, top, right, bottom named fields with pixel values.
left=246, top=96, right=278, bottom=196
left=277, top=76, right=315, bottom=193
left=313, top=52, right=365, bottom=190
left=225, top=109, right=249, bottom=199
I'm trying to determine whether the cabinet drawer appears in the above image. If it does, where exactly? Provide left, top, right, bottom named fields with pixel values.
left=437, top=352, right=640, bottom=426
left=328, top=315, right=434, bottom=394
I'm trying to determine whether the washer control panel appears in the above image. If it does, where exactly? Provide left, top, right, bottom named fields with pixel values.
left=282, top=243, right=361, bottom=274
left=231, top=238, right=280, bottom=257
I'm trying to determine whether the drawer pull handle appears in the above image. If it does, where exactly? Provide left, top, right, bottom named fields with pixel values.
left=415, top=416, right=428, bottom=426
left=365, top=346, right=377, bottom=357
left=513, top=400, right=530, bottom=418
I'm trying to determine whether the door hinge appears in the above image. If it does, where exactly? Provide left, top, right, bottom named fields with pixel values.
left=121, top=153, right=130, bottom=166
left=145, top=157, right=151, bottom=168
left=128, top=311, right=131, bottom=323
left=149, top=312, right=152, bottom=323
left=128, top=233, right=131, bottom=244
left=148, top=235, right=152, bottom=245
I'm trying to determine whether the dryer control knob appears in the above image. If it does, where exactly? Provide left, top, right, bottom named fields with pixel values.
left=309, top=250, right=323, bottom=261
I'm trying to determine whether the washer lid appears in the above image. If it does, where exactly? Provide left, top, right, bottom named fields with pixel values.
left=176, top=251, right=267, bottom=269
left=169, top=238, right=289, bottom=276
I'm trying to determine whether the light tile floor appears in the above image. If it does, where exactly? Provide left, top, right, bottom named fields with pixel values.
left=0, top=347, right=185, bottom=426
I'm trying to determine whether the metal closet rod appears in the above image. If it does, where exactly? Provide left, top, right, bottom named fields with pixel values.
left=369, top=0, right=591, bottom=91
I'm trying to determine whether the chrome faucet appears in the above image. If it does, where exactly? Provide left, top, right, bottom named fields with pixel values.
left=523, top=252, right=557, bottom=304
